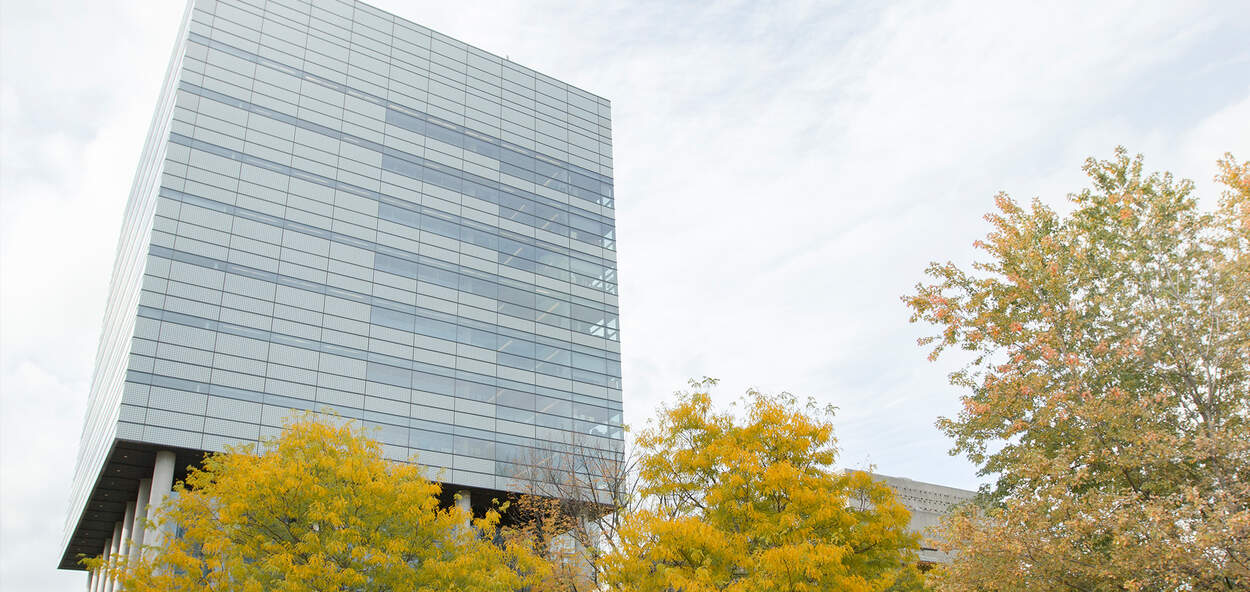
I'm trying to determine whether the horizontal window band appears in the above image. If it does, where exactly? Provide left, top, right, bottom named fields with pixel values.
left=165, top=131, right=619, bottom=292
left=153, top=187, right=621, bottom=336
left=141, top=249, right=622, bottom=377
left=121, top=366, right=624, bottom=450
left=171, top=84, right=615, bottom=247
left=195, top=3, right=610, bottom=124
left=186, top=31, right=613, bottom=200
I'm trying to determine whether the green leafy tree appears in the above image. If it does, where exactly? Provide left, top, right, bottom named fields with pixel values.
left=603, top=379, right=923, bottom=592
left=86, top=414, right=546, bottom=591
left=906, top=149, right=1250, bottom=590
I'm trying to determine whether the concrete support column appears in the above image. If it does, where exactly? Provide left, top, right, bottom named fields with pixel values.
left=117, top=502, right=135, bottom=574
left=94, top=545, right=108, bottom=592
left=85, top=569, right=93, bottom=592
left=144, top=451, right=176, bottom=558
left=129, top=478, right=151, bottom=564
left=94, top=538, right=110, bottom=592
left=456, top=489, right=472, bottom=529
left=104, top=521, right=123, bottom=592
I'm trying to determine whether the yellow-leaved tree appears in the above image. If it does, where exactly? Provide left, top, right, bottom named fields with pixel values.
left=87, top=415, right=546, bottom=591
left=906, top=149, right=1250, bottom=590
left=603, top=379, right=922, bottom=592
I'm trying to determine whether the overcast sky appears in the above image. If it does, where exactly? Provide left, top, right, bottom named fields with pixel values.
left=2, top=0, right=1248, bottom=589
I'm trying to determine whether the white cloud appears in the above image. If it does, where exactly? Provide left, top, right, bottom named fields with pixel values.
left=2, top=1, right=1248, bottom=590
left=2, top=1, right=187, bottom=589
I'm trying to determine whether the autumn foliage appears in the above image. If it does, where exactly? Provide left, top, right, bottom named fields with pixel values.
left=603, top=380, right=922, bottom=592
left=88, top=415, right=545, bottom=592
left=86, top=387, right=923, bottom=592
left=907, top=149, right=1250, bottom=590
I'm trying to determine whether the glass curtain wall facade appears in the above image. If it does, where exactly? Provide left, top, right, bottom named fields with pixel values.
left=61, top=0, right=620, bottom=571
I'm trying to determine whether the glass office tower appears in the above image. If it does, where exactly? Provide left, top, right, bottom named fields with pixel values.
left=60, top=0, right=621, bottom=574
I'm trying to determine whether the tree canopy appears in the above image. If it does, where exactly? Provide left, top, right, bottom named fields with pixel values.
left=90, top=415, right=545, bottom=592
left=603, top=379, right=922, bottom=592
left=906, top=149, right=1250, bottom=590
